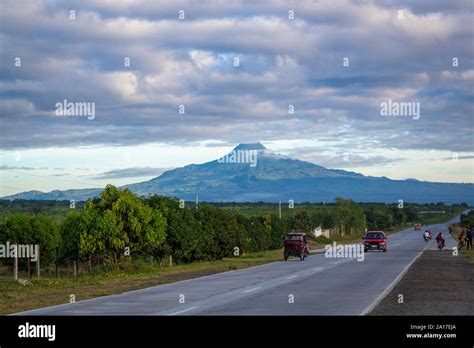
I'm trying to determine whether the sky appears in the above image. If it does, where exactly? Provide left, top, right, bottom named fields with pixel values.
left=0, top=0, right=473, bottom=196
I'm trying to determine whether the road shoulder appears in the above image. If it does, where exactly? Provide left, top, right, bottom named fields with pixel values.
left=369, top=250, right=474, bottom=315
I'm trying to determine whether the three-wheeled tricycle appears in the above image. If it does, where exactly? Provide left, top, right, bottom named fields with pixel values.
left=284, top=232, right=309, bottom=261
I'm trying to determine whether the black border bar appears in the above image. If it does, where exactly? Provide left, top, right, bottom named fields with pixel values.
left=0, top=315, right=472, bottom=346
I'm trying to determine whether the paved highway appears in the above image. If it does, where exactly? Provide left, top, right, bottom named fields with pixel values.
left=15, top=214, right=464, bottom=316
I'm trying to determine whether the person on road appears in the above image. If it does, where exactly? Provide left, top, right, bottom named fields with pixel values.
left=436, top=232, right=445, bottom=249
left=458, top=231, right=465, bottom=249
left=303, top=234, right=309, bottom=255
left=424, top=230, right=430, bottom=240
left=466, top=228, right=473, bottom=250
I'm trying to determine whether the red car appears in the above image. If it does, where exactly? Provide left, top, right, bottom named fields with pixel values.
left=363, top=231, right=387, bottom=252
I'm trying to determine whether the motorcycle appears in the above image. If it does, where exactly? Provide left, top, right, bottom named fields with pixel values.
left=423, top=231, right=430, bottom=242
left=437, top=239, right=445, bottom=250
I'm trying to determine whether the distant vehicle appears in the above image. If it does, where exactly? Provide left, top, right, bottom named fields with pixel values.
left=363, top=231, right=387, bottom=252
left=284, top=232, right=309, bottom=261
left=414, top=223, right=422, bottom=231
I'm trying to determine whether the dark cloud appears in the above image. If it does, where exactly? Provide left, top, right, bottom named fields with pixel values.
left=0, top=165, right=48, bottom=170
left=94, top=167, right=173, bottom=179
left=441, top=155, right=474, bottom=161
left=319, top=155, right=405, bottom=169
left=281, top=147, right=406, bottom=168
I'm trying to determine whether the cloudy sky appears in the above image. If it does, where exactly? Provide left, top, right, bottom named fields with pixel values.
left=0, top=0, right=473, bottom=196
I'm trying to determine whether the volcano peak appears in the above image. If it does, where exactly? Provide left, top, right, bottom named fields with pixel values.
left=232, top=142, right=266, bottom=151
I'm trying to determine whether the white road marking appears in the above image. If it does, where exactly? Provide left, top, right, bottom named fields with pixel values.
left=242, top=287, right=261, bottom=294
left=329, top=260, right=344, bottom=264
left=286, top=275, right=297, bottom=279
left=313, top=267, right=323, bottom=271
left=168, top=306, right=199, bottom=315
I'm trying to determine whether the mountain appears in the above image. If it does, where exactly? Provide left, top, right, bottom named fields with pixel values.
left=3, top=143, right=474, bottom=204
left=2, top=188, right=103, bottom=202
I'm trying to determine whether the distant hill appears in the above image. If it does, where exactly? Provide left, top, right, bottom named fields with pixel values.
left=3, top=188, right=103, bottom=202
left=3, top=143, right=474, bottom=204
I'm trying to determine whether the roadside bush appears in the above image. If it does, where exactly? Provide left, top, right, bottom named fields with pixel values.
left=315, top=236, right=333, bottom=244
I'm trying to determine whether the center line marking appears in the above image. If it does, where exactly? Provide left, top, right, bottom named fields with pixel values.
left=286, top=275, right=297, bottom=279
left=242, top=287, right=261, bottom=294
left=168, top=306, right=199, bottom=315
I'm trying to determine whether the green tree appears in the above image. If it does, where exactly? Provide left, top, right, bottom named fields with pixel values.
left=335, top=197, right=366, bottom=235
left=460, top=210, right=474, bottom=228
left=29, top=215, right=60, bottom=265
left=0, top=214, right=59, bottom=273
left=58, top=212, right=82, bottom=264
left=80, top=185, right=167, bottom=263
left=293, top=211, right=312, bottom=231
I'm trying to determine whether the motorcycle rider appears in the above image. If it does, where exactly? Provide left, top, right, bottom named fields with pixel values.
left=423, top=230, right=430, bottom=241
left=436, top=232, right=445, bottom=249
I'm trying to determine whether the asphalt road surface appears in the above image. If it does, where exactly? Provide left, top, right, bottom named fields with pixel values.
left=15, top=214, right=465, bottom=316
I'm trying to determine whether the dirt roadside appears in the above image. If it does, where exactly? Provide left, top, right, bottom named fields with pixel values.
left=369, top=250, right=474, bottom=315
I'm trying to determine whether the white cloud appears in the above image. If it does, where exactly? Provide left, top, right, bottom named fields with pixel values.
left=189, top=50, right=215, bottom=69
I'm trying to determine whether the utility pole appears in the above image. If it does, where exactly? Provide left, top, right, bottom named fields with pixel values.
left=196, top=192, right=199, bottom=210
left=279, top=200, right=282, bottom=220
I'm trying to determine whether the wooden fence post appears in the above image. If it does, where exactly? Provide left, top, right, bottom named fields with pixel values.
left=36, top=245, right=40, bottom=278
left=13, top=245, right=18, bottom=282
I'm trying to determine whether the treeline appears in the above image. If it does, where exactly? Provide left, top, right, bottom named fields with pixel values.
left=362, top=202, right=467, bottom=230
left=0, top=187, right=366, bottom=271
left=214, top=201, right=467, bottom=232
left=0, top=199, right=85, bottom=219
left=0, top=185, right=289, bottom=272
left=460, top=210, right=474, bottom=228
